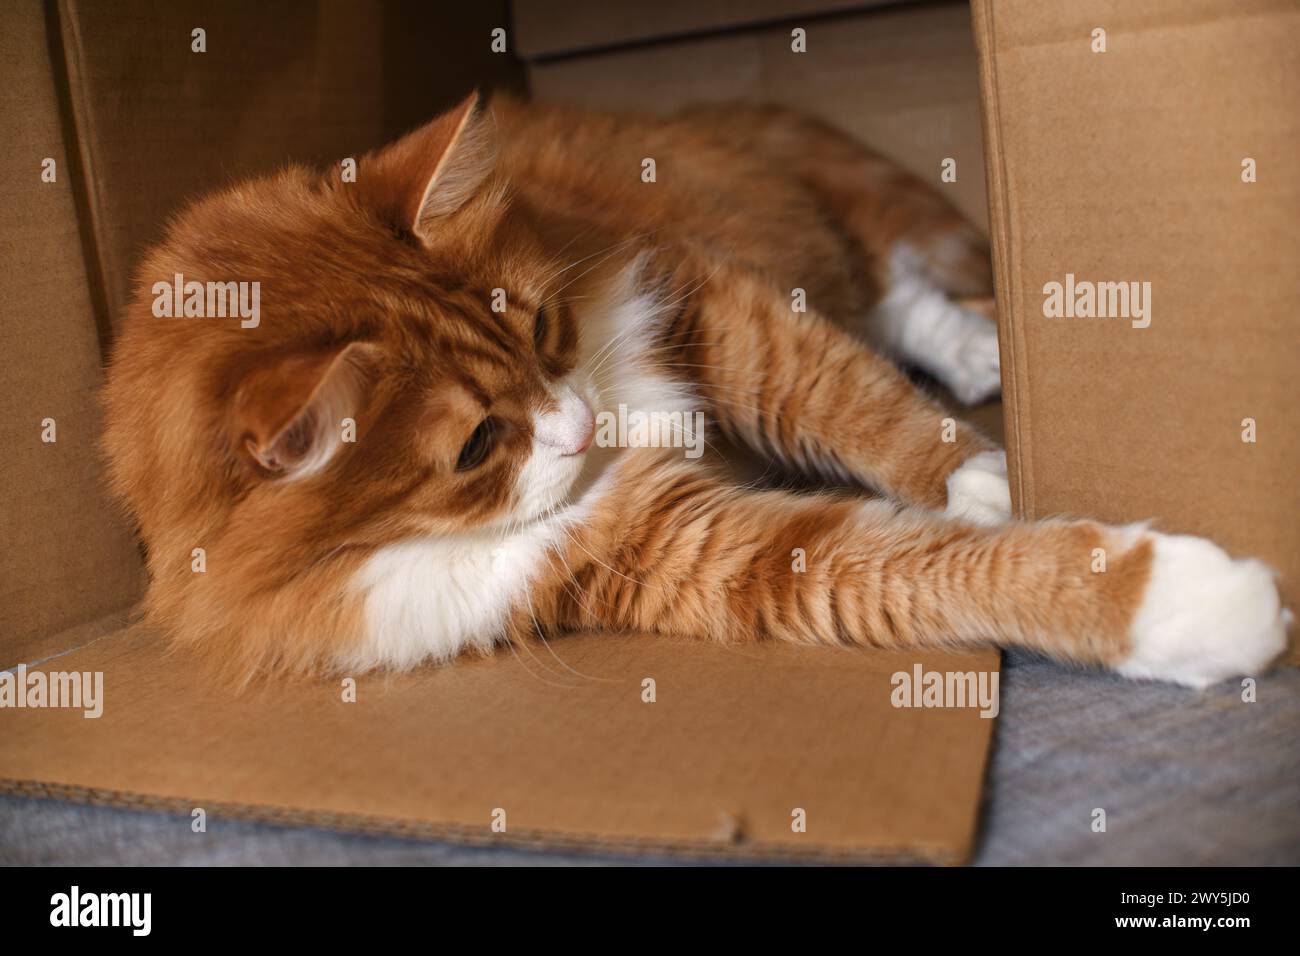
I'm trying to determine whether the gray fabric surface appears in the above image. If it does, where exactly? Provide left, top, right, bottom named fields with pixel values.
left=975, top=651, right=1300, bottom=865
left=3, top=651, right=1298, bottom=865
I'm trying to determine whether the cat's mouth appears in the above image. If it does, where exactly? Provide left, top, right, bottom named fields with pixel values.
left=520, top=450, right=589, bottom=518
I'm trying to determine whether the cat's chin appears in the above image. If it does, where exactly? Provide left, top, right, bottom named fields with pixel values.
left=502, top=453, right=592, bottom=529
left=509, top=492, right=580, bottom=529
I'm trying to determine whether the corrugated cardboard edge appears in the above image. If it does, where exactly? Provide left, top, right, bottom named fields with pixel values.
left=969, top=0, right=1031, bottom=520
left=0, top=778, right=958, bottom=865
left=3, top=618, right=984, bottom=866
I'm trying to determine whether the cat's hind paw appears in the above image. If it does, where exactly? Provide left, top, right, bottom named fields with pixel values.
left=940, top=313, right=1002, bottom=406
left=945, top=450, right=1012, bottom=525
left=1118, top=531, right=1289, bottom=688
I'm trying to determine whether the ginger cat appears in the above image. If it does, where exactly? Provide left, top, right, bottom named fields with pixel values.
left=101, top=92, right=1288, bottom=687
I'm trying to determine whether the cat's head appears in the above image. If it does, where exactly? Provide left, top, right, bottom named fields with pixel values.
left=102, top=92, right=622, bottom=658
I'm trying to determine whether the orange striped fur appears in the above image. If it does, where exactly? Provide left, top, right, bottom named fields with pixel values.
left=101, top=92, right=1287, bottom=686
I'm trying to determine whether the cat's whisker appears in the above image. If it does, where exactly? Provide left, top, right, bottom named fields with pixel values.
left=538, top=225, right=600, bottom=280
left=654, top=261, right=724, bottom=314
left=647, top=361, right=753, bottom=376
left=538, top=544, right=595, bottom=618
left=671, top=385, right=771, bottom=406
left=525, top=554, right=620, bottom=684
left=492, top=516, right=582, bottom=686
left=633, top=336, right=735, bottom=353
left=539, top=231, right=644, bottom=287
left=583, top=286, right=700, bottom=380
left=542, top=247, right=637, bottom=312
left=502, top=625, right=577, bottom=688
left=581, top=284, right=674, bottom=376
left=555, top=523, right=649, bottom=589
left=518, top=592, right=586, bottom=686
left=543, top=233, right=653, bottom=303
left=580, top=267, right=724, bottom=378
left=579, top=257, right=719, bottom=378
left=643, top=419, right=729, bottom=461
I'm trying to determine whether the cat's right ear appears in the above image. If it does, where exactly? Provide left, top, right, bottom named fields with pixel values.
left=357, top=90, right=496, bottom=242
left=231, top=342, right=378, bottom=480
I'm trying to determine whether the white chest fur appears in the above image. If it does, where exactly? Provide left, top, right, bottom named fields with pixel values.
left=344, top=519, right=571, bottom=671
left=344, top=259, right=698, bottom=672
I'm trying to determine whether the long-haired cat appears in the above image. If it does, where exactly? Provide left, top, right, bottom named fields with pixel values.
left=101, top=92, right=1288, bottom=687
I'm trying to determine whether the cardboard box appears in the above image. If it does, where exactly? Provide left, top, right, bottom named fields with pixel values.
left=2, top=0, right=999, bottom=864
left=525, top=0, right=993, bottom=231
left=513, top=0, right=888, bottom=59
left=972, top=0, right=1300, bottom=644
left=0, top=0, right=146, bottom=666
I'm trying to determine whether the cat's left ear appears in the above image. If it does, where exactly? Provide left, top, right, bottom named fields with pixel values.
left=359, top=90, right=496, bottom=241
left=231, top=341, right=379, bottom=480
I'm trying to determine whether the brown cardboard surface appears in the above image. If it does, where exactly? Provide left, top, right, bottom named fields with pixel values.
left=0, top=0, right=145, bottom=661
left=513, top=0, right=898, bottom=58
left=54, top=0, right=525, bottom=328
left=528, top=1, right=990, bottom=229
left=972, top=0, right=1300, bottom=637
left=0, top=623, right=997, bottom=863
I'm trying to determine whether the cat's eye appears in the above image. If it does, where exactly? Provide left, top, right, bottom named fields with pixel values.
left=456, top=419, right=494, bottom=471
left=533, top=304, right=548, bottom=350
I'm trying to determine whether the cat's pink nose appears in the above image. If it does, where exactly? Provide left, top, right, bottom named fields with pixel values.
left=535, top=386, right=595, bottom=455
left=570, top=416, right=595, bottom=455
left=553, top=406, right=594, bottom=456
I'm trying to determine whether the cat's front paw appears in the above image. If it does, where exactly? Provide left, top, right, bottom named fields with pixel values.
left=945, top=450, right=1011, bottom=525
left=1118, top=531, right=1289, bottom=688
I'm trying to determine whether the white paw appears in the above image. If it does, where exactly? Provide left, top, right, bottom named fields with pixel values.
left=939, top=311, right=1001, bottom=406
left=1118, top=531, right=1289, bottom=688
left=945, top=450, right=1012, bottom=525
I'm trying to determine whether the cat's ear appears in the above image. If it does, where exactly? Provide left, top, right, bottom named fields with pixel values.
left=232, top=342, right=377, bottom=479
left=359, top=90, right=496, bottom=241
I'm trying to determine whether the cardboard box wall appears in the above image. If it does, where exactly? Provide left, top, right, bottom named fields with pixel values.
left=1, top=0, right=997, bottom=864
left=972, top=0, right=1300, bottom=649
left=0, top=0, right=146, bottom=666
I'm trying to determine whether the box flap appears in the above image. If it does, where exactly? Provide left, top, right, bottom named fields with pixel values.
left=1, top=624, right=997, bottom=863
